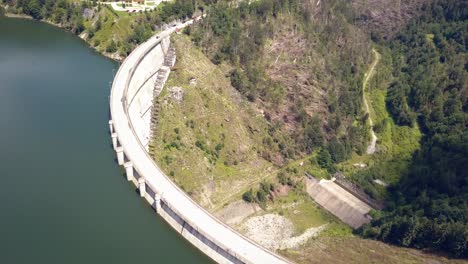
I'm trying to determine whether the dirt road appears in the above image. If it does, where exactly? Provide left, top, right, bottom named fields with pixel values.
left=363, top=49, right=380, bottom=154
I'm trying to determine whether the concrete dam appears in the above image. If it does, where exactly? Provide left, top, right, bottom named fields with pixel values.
left=109, top=24, right=289, bottom=264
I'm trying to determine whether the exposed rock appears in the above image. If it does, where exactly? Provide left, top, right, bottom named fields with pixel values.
left=373, top=179, right=389, bottom=187
left=353, top=162, right=367, bottom=168
left=168, top=86, right=184, bottom=102
left=189, top=77, right=197, bottom=86
left=82, top=8, right=95, bottom=20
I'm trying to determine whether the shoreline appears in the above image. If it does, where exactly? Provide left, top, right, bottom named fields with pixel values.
left=4, top=13, right=33, bottom=19
left=2, top=11, right=123, bottom=62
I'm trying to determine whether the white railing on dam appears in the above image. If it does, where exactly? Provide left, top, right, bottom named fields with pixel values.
left=109, top=25, right=289, bottom=264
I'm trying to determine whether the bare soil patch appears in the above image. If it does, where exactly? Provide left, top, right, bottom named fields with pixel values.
left=242, top=214, right=326, bottom=250
left=215, top=200, right=260, bottom=226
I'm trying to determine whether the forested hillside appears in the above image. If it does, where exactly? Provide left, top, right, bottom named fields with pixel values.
left=1, top=0, right=196, bottom=58
left=359, top=0, right=467, bottom=258
left=188, top=0, right=371, bottom=166
left=3, top=0, right=466, bottom=259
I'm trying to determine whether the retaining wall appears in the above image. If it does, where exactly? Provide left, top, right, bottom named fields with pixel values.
left=109, top=26, right=289, bottom=264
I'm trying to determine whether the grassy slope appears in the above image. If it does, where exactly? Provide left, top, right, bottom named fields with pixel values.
left=150, top=34, right=276, bottom=210
left=83, top=6, right=143, bottom=54
left=261, top=191, right=349, bottom=235
left=280, top=236, right=466, bottom=264
left=150, top=33, right=351, bottom=238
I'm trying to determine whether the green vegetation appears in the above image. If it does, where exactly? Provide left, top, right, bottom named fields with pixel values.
left=4, top=0, right=465, bottom=259
left=149, top=35, right=275, bottom=210
left=270, top=191, right=338, bottom=235
left=338, top=47, right=422, bottom=200
left=188, top=0, right=371, bottom=166
left=2, top=0, right=201, bottom=57
left=274, top=193, right=336, bottom=235
left=358, top=0, right=467, bottom=258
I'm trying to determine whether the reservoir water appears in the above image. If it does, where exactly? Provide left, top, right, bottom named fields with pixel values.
left=0, top=16, right=209, bottom=263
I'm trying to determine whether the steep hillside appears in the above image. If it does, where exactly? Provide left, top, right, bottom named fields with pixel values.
left=5, top=0, right=465, bottom=259
left=1, top=0, right=196, bottom=60
left=152, top=34, right=464, bottom=264
left=189, top=0, right=372, bottom=166
left=352, top=0, right=428, bottom=40
left=149, top=35, right=276, bottom=210
left=359, top=0, right=467, bottom=258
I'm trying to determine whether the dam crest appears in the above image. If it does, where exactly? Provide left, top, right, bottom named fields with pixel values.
left=109, top=24, right=288, bottom=264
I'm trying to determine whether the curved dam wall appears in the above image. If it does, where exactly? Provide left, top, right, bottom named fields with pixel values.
left=109, top=27, right=289, bottom=264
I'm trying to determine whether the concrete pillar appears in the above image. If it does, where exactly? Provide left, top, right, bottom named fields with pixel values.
left=138, top=177, right=146, bottom=198
left=154, top=192, right=162, bottom=213
left=111, top=133, right=118, bottom=150
left=108, top=120, right=114, bottom=134
left=116, top=146, right=124, bottom=165
left=124, top=162, right=134, bottom=182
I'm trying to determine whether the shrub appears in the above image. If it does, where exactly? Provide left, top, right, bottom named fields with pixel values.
left=106, top=40, right=117, bottom=53
left=242, top=189, right=254, bottom=203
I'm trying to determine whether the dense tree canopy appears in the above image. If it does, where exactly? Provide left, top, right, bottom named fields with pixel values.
left=359, top=0, right=468, bottom=258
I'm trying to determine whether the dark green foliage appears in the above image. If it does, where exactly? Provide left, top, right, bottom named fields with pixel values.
left=243, top=180, right=274, bottom=208
left=359, top=0, right=468, bottom=258
left=327, top=138, right=350, bottom=163
left=128, top=24, right=152, bottom=45
left=215, top=143, right=224, bottom=152
left=72, top=16, right=85, bottom=34
left=256, top=188, right=267, bottom=207
left=260, top=181, right=272, bottom=194
left=302, top=116, right=324, bottom=154
left=242, top=189, right=254, bottom=203
left=317, top=148, right=334, bottom=172
left=209, top=3, right=237, bottom=36
left=386, top=81, right=415, bottom=126
left=230, top=68, right=254, bottom=100
left=15, top=0, right=89, bottom=34
left=25, top=0, right=41, bottom=19
left=277, top=171, right=288, bottom=185
left=106, top=39, right=117, bottom=53
left=160, top=0, right=195, bottom=22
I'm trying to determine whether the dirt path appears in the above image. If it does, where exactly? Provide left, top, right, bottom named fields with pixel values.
left=363, top=49, right=380, bottom=154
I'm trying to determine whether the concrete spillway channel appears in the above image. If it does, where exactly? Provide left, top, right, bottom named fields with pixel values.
left=109, top=23, right=289, bottom=264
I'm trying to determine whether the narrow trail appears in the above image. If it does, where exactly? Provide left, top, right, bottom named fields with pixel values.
left=363, top=49, right=381, bottom=154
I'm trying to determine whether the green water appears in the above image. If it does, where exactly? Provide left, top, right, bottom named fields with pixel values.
left=0, top=16, right=210, bottom=263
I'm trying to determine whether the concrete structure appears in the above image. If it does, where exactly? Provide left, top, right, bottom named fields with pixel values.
left=109, top=22, right=289, bottom=264
left=305, top=175, right=372, bottom=229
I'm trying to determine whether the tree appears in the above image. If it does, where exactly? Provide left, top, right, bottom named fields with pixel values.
left=106, top=40, right=117, bottom=53
left=328, top=138, right=348, bottom=163
left=303, top=116, right=324, bottom=153
left=26, top=0, right=42, bottom=19
left=317, top=148, right=333, bottom=172
left=242, top=189, right=254, bottom=203
left=129, top=24, right=152, bottom=44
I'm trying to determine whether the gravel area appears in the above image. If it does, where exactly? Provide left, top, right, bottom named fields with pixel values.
left=243, top=214, right=326, bottom=250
